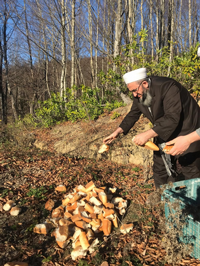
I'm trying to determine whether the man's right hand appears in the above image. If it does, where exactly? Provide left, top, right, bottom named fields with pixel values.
left=103, top=127, right=124, bottom=144
left=166, top=136, right=191, bottom=156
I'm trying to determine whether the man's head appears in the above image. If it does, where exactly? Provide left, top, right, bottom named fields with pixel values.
left=123, top=68, right=152, bottom=107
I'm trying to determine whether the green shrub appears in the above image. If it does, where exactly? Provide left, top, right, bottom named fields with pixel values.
left=21, top=86, right=125, bottom=128
left=111, top=111, right=121, bottom=120
left=103, top=101, right=125, bottom=112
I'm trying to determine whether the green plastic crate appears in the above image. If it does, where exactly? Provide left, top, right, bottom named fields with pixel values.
left=161, top=178, right=200, bottom=259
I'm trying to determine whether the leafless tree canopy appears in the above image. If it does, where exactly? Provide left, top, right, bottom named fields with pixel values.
left=0, top=0, right=199, bottom=122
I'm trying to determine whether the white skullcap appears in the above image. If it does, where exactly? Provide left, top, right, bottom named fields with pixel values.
left=123, top=68, right=147, bottom=84
left=197, top=46, right=200, bottom=57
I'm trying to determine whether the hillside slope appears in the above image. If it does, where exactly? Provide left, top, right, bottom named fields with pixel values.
left=34, top=104, right=153, bottom=167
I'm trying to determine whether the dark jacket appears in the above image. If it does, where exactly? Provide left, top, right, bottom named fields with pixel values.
left=119, top=76, right=200, bottom=152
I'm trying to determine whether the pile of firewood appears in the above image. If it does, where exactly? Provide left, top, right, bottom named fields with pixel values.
left=34, top=181, right=133, bottom=260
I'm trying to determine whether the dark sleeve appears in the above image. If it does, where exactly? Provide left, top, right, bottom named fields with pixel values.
left=152, top=84, right=182, bottom=140
left=119, top=101, right=142, bottom=135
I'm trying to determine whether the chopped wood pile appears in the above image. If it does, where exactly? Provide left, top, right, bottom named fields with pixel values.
left=33, top=181, right=133, bottom=260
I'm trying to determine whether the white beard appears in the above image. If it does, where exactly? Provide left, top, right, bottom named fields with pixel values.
left=139, top=89, right=152, bottom=107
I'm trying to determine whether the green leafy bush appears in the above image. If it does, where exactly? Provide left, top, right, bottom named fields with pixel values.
left=22, top=85, right=124, bottom=128
left=111, top=111, right=121, bottom=120
left=103, top=101, right=125, bottom=112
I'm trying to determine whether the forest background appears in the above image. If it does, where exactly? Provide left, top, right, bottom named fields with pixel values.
left=0, top=0, right=200, bottom=128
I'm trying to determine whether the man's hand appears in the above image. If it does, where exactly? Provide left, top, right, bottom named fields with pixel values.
left=103, top=127, right=123, bottom=144
left=133, top=129, right=158, bottom=146
left=166, top=136, right=191, bottom=156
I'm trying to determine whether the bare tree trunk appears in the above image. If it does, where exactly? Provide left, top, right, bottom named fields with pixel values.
left=3, top=0, right=8, bottom=124
left=49, top=2, right=58, bottom=92
left=70, top=0, right=75, bottom=93
left=159, top=0, right=165, bottom=49
left=60, top=0, right=66, bottom=98
left=132, top=0, right=136, bottom=34
left=189, top=0, right=191, bottom=48
left=102, top=0, right=106, bottom=74
left=183, top=19, right=187, bottom=51
left=7, top=82, right=18, bottom=121
left=52, top=41, right=56, bottom=90
left=167, top=0, right=174, bottom=76
left=167, top=0, right=172, bottom=50
left=140, top=0, right=144, bottom=60
left=87, top=0, right=95, bottom=88
left=95, top=0, right=100, bottom=88
left=24, top=0, right=37, bottom=112
left=192, top=0, right=197, bottom=45
left=149, top=0, right=153, bottom=58
left=105, top=0, right=112, bottom=96
left=30, top=93, right=37, bottom=115
left=113, top=0, right=132, bottom=105
left=114, top=0, right=122, bottom=65
left=0, top=31, right=4, bottom=124
left=35, top=0, right=51, bottom=98
left=127, top=0, right=135, bottom=65
left=76, top=57, right=85, bottom=85
left=194, top=0, right=198, bottom=45
left=24, top=0, right=33, bottom=77
left=179, top=0, right=182, bottom=52
left=3, top=3, right=18, bottom=121
left=155, top=0, right=159, bottom=62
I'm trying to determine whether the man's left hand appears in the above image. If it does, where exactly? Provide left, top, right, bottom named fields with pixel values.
left=133, top=129, right=158, bottom=146
left=133, top=132, right=151, bottom=146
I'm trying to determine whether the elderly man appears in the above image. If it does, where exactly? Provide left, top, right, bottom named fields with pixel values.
left=104, top=68, right=200, bottom=189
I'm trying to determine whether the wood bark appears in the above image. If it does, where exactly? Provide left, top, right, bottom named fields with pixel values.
left=7, top=82, right=18, bottom=121
left=86, top=0, right=95, bottom=88
left=95, top=0, right=100, bottom=88
left=114, top=0, right=132, bottom=104
left=127, top=0, right=135, bottom=65
left=24, top=0, right=33, bottom=76
left=101, top=0, right=106, bottom=75
left=114, top=0, right=122, bottom=59
left=70, top=0, right=75, bottom=92
left=0, top=31, right=4, bottom=124
left=35, top=0, right=51, bottom=98
left=167, top=0, right=174, bottom=77
left=140, top=0, right=144, bottom=59
left=194, top=0, right=198, bottom=45
left=189, top=0, right=191, bottom=48
left=149, top=0, right=153, bottom=58
left=179, top=0, right=182, bottom=52
left=60, top=0, right=67, bottom=98
left=161, top=0, right=165, bottom=49
left=3, top=0, right=8, bottom=124
left=3, top=1, right=18, bottom=121
left=167, top=0, right=171, bottom=49
left=155, top=0, right=159, bottom=61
